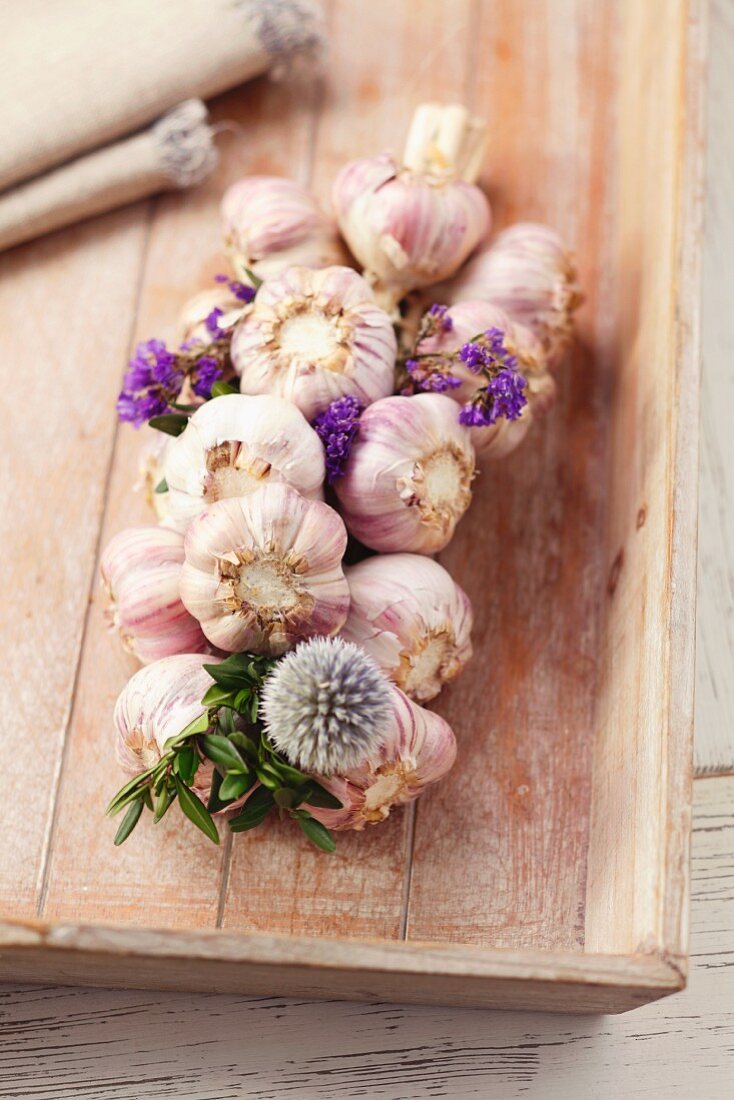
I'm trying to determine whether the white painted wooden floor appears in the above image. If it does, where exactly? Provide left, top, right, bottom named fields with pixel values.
left=2, top=2, right=733, bottom=1095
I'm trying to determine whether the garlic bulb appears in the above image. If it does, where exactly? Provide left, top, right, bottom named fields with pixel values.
left=332, top=103, right=490, bottom=309
left=230, top=265, right=397, bottom=420
left=101, top=526, right=207, bottom=664
left=415, top=299, right=556, bottom=457
left=334, top=392, right=476, bottom=554
left=341, top=554, right=473, bottom=702
left=163, top=393, right=325, bottom=533
left=261, top=636, right=394, bottom=775
left=136, top=435, right=174, bottom=525
left=221, top=175, right=346, bottom=281
left=439, top=222, right=582, bottom=361
left=114, top=653, right=214, bottom=781
left=179, top=483, right=349, bottom=656
left=304, top=685, right=457, bottom=831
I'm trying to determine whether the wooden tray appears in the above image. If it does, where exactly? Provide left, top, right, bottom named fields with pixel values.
left=0, top=0, right=706, bottom=1013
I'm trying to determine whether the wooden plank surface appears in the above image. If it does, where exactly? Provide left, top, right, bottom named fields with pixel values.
left=695, top=0, right=734, bottom=775
left=2, top=0, right=732, bottom=1088
left=1, top=775, right=731, bottom=1099
left=408, top=0, right=617, bottom=952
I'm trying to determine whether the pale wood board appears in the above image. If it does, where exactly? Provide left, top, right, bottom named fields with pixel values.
left=1, top=775, right=731, bottom=1099
left=0, top=0, right=713, bottom=1056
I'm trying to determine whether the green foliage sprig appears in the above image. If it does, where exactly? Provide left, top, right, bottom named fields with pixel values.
left=106, top=653, right=341, bottom=852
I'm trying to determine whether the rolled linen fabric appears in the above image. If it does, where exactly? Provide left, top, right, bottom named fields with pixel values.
left=0, top=0, right=325, bottom=192
left=0, top=101, right=218, bottom=252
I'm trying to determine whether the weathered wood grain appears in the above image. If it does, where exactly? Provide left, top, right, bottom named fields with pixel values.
left=0, top=209, right=150, bottom=918
left=695, top=0, right=734, bottom=776
left=1, top=774, right=730, bottom=1099
left=0, top=0, right=703, bottom=1010
left=408, top=0, right=618, bottom=951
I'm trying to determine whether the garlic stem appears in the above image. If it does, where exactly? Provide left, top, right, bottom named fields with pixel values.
left=402, top=102, right=487, bottom=182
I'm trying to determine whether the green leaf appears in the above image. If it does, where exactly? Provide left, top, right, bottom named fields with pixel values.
left=153, top=784, right=175, bottom=823
left=228, top=787, right=274, bottom=832
left=218, top=708, right=235, bottom=736
left=154, top=477, right=168, bottom=494
left=293, top=811, right=336, bottom=853
left=173, top=777, right=220, bottom=844
left=201, top=683, right=238, bottom=708
left=219, top=771, right=255, bottom=801
left=204, top=653, right=266, bottom=691
left=163, top=710, right=210, bottom=749
left=273, top=787, right=298, bottom=810
left=255, top=766, right=281, bottom=791
left=200, top=733, right=247, bottom=772
left=174, top=745, right=199, bottom=786
left=243, top=267, right=263, bottom=289
left=106, top=770, right=154, bottom=817
left=148, top=413, right=189, bottom=437
left=211, top=379, right=239, bottom=398
left=303, top=781, right=344, bottom=810
left=228, top=731, right=259, bottom=761
left=113, top=798, right=144, bottom=845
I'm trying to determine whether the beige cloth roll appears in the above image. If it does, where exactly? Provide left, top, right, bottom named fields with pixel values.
left=0, top=100, right=217, bottom=251
left=0, top=0, right=324, bottom=250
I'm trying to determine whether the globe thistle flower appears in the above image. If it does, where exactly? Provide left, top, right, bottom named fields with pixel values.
left=260, top=637, right=394, bottom=775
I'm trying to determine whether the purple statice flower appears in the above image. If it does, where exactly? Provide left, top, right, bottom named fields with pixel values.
left=405, top=357, right=461, bottom=394
left=205, top=307, right=226, bottom=339
left=427, top=303, right=454, bottom=333
left=214, top=273, right=256, bottom=303
left=458, top=327, right=519, bottom=375
left=313, top=395, right=364, bottom=483
left=460, top=367, right=527, bottom=428
left=191, top=355, right=223, bottom=398
left=116, top=339, right=184, bottom=427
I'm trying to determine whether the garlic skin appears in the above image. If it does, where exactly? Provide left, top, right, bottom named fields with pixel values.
left=136, top=435, right=175, bottom=526
left=178, top=285, right=247, bottom=347
left=439, top=223, right=582, bottom=361
left=101, top=526, right=208, bottom=664
left=231, top=265, right=397, bottom=420
left=113, top=653, right=230, bottom=811
left=179, top=483, right=349, bottom=656
left=221, top=176, right=347, bottom=281
left=416, top=299, right=556, bottom=457
left=332, top=105, right=490, bottom=309
left=341, top=554, right=473, bottom=703
left=304, top=685, right=457, bottom=831
left=163, top=393, right=325, bottom=533
left=334, top=393, right=476, bottom=554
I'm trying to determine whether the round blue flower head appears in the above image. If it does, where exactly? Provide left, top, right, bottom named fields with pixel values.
left=260, top=637, right=394, bottom=775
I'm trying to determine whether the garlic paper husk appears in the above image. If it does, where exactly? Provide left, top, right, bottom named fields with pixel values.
left=136, top=435, right=175, bottom=526
left=114, top=653, right=242, bottom=813
left=334, top=392, right=476, bottom=554
left=100, top=526, right=208, bottom=664
left=230, top=265, right=397, bottom=420
left=437, top=222, right=582, bottom=363
left=179, top=482, right=350, bottom=656
left=163, top=393, right=325, bottom=533
left=332, top=104, right=490, bottom=310
left=304, top=685, right=457, bottom=831
left=341, top=554, right=473, bottom=702
left=415, top=298, right=556, bottom=457
left=178, top=285, right=247, bottom=348
left=221, top=175, right=348, bottom=281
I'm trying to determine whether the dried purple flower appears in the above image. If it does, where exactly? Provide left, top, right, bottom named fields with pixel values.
left=459, top=366, right=527, bottom=427
left=428, top=303, right=454, bottom=331
left=405, top=357, right=461, bottom=394
left=214, top=273, right=256, bottom=303
left=116, top=340, right=185, bottom=427
left=205, top=307, right=226, bottom=339
left=191, top=356, right=223, bottom=398
left=313, top=394, right=364, bottom=483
